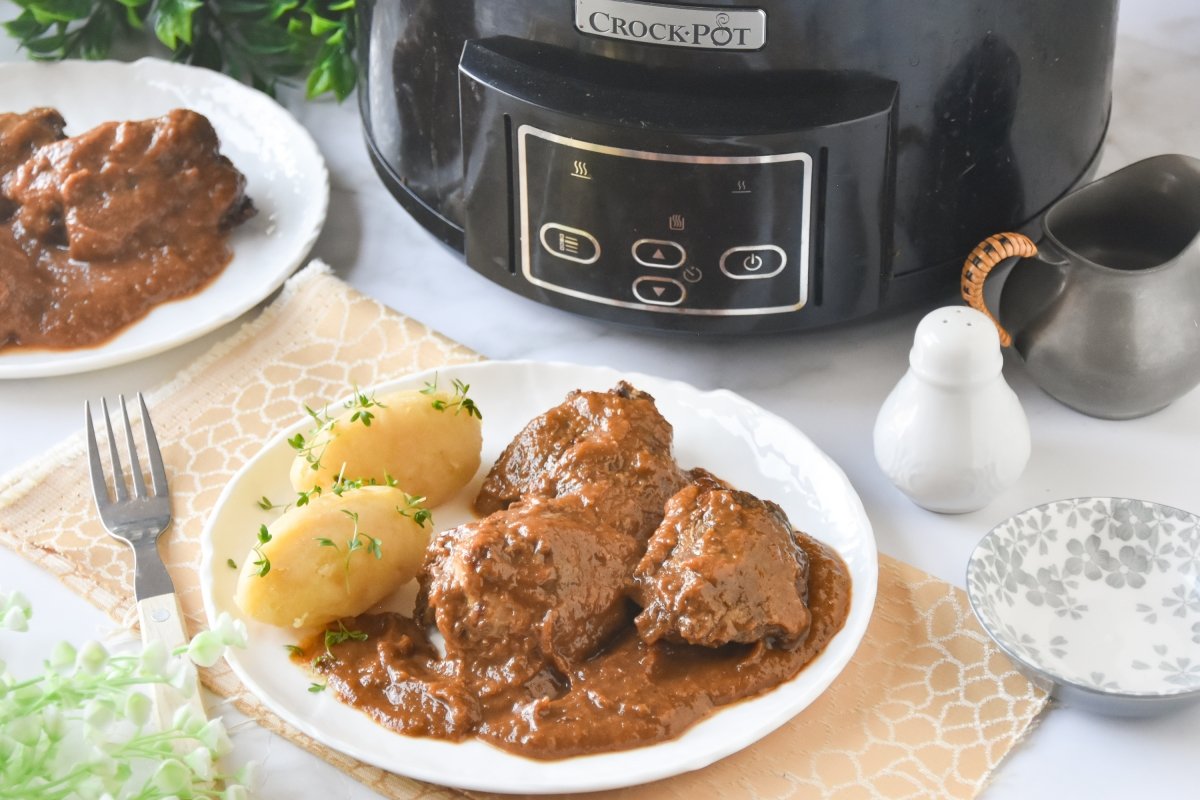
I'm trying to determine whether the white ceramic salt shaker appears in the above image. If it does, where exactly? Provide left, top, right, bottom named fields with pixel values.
left=873, top=306, right=1030, bottom=514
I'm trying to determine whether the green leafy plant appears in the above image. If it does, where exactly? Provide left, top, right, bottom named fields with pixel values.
left=3, top=0, right=358, bottom=100
left=0, top=588, right=253, bottom=799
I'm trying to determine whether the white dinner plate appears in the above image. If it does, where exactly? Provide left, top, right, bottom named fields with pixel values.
left=0, top=58, right=328, bottom=378
left=199, top=361, right=878, bottom=793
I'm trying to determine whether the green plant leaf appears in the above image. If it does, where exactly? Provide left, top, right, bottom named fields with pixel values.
left=154, top=0, right=203, bottom=49
left=3, top=0, right=358, bottom=101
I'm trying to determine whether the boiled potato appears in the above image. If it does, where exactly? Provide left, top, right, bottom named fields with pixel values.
left=290, top=388, right=481, bottom=507
left=235, top=486, right=431, bottom=629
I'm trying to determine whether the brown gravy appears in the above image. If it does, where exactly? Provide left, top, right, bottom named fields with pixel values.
left=0, top=108, right=253, bottom=351
left=299, top=533, right=850, bottom=759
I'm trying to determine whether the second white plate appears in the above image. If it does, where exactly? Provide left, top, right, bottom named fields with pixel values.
left=0, top=58, right=328, bottom=378
left=199, top=361, right=877, bottom=793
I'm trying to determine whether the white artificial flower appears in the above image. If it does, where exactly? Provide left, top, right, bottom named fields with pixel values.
left=40, top=706, right=64, bottom=741
left=186, top=630, right=224, bottom=668
left=7, top=714, right=40, bottom=746
left=183, top=746, right=214, bottom=781
left=171, top=703, right=203, bottom=735
left=170, top=662, right=198, bottom=698
left=138, top=640, right=168, bottom=675
left=197, top=718, right=233, bottom=757
left=211, top=613, right=249, bottom=650
left=83, top=698, right=115, bottom=730
left=124, top=691, right=152, bottom=728
left=152, top=759, right=190, bottom=793
left=1, top=605, right=28, bottom=632
left=76, top=641, right=109, bottom=673
left=49, top=641, right=76, bottom=670
left=235, top=760, right=261, bottom=790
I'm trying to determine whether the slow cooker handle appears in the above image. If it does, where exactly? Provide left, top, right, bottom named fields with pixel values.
left=960, top=232, right=1039, bottom=347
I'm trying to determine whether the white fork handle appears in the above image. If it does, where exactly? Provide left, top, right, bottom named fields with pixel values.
left=137, top=592, right=208, bottom=733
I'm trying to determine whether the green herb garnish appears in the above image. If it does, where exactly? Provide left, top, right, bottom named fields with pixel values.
left=288, top=405, right=336, bottom=472
left=345, top=385, right=386, bottom=427
left=342, top=510, right=379, bottom=564
left=257, top=494, right=290, bottom=511
left=421, top=374, right=483, bottom=420
left=295, top=485, right=322, bottom=507
left=396, top=492, right=432, bottom=529
left=330, top=470, right=364, bottom=496
left=252, top=524, right=272, bottom=577
left=323, top=620, right=368, bottom=655
left=315, top=510, right=382, bottom=590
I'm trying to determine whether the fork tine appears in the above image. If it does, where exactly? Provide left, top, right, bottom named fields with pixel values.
left=138, top=393, right=169, bottom=498
left=100, top=397, right=128, bottom=502
left=119, top=395, right=148, bottom=499
left=84, top=401, right=111, bottom=507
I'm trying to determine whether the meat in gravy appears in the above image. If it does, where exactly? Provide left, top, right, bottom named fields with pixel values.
left=0, top=108, right=254, bottom=351
left=302, top=384, right=852, bottom=759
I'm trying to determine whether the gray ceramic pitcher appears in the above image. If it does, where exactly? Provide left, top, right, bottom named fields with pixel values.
left=961, top=154, right=1200, bottom=419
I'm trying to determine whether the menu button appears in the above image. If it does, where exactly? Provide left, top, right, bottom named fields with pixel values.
left=540, top=223, right=600, bottom=264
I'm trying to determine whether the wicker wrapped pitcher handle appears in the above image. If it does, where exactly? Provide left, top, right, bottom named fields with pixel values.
left=960, top=232, right=1038, bottom=347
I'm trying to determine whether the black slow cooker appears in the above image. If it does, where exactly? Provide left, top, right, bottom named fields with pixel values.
left=359, top=1, right=1117, bottom=333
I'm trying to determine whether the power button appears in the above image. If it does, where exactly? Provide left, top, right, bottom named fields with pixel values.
left=720, top=245, right=787, bottom=279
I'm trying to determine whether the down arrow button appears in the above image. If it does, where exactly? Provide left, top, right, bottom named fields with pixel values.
left=633, top=276, right=686, bottom=306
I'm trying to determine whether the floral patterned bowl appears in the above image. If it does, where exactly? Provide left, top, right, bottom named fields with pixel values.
left=967, top=497, right=1200, bottom=715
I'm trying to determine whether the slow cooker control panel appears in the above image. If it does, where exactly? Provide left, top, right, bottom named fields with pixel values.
left=517, top=126, right=811, bottom=316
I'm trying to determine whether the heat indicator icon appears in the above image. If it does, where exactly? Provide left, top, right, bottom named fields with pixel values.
left=571, top=160, right=591, bottom=180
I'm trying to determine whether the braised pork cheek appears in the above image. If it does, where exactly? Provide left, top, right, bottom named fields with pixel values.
left=0, top=108, right=254, bottom=351
left=474, top=381, right=685, bottom=540
left=0, top=107, right=65, bottom=218
left=417, top=495, right=641, bottom=690
left=302, top=384, right=853, bottom=759
left=633, top=469, right=812, bottom=648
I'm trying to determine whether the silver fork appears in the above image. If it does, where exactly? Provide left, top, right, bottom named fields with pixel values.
left=85, top=393, right=206, bottom=732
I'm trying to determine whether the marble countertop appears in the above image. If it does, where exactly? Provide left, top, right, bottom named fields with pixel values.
left=1, top=1, right=1198, bottom=797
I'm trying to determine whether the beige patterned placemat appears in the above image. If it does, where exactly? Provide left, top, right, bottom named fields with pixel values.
left=0, top=262, right=1048, bottom=799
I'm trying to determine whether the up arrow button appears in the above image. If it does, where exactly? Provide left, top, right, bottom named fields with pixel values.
left=633, top=239, right=686, bottom=268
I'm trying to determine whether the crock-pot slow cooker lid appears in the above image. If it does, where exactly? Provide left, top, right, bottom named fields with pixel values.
left=359, top=0, right=1116, bottom=333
